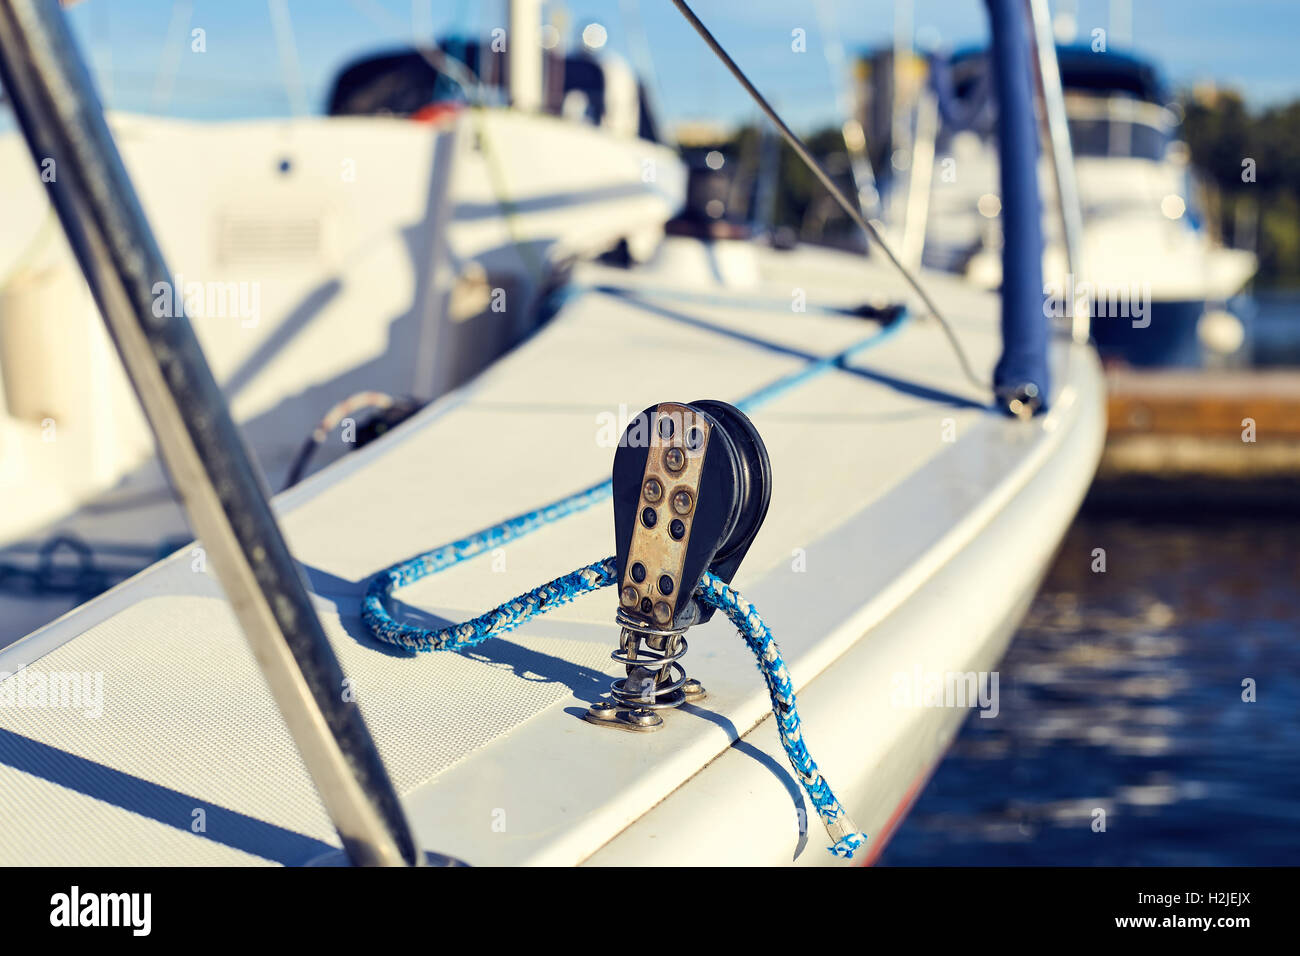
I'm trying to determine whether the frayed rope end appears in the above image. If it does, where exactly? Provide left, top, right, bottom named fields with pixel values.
left=827, top=831, right=868, bottom=860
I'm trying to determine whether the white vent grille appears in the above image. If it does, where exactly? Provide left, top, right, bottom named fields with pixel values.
left=215, top=213, right=323, bottom=267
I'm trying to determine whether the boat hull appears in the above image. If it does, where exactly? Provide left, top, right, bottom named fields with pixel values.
left=1090, top=298, right=1223, bottom=367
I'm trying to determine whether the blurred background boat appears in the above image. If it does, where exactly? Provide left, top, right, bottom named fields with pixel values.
left=0, top=6, right=684, bottom=639
left=867, top=40, right=1258, bottom=369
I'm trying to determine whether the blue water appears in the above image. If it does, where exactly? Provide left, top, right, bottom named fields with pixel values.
left=1252, top=289, right=1300, bottom=366
left=879, top=514, right=1300, bottom=865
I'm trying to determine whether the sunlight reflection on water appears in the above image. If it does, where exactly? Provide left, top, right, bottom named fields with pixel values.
left=879, top=514, right=1300, bottom=865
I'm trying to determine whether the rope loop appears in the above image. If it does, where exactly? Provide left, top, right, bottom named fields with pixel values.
left=365, top=554, right=866, bottom=859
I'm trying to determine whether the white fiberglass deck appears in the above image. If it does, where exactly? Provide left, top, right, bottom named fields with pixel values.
left=0, top=238, right=1104, bottom=865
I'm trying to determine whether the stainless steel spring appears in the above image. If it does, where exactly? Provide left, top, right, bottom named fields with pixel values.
left=609, top=609, right=692, bottom=710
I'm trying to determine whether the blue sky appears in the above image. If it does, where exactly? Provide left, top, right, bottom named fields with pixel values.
left=55, top=0, right=1300, bottom=132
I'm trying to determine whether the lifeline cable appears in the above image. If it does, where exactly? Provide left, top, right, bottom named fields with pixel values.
left=362, top=313, right=909, bottom=859
left=667, top=0, right=989, bottom=395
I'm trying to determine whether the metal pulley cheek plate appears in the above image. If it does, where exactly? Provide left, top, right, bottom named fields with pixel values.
left=588, top=400, right=771, bottom=732
left=614, top=402, right=718, bottom=630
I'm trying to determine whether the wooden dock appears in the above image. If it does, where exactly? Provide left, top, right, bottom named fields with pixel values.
left=1091, top=368, right=1300, bottom=508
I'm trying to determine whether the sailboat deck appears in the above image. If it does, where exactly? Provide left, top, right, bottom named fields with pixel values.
left=0, top=240, right=1104, bottom=865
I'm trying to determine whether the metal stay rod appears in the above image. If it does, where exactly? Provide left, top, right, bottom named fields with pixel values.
left=1024, top=0, right=1090, bottom=343
left=0, top=0, right=418, bottom=866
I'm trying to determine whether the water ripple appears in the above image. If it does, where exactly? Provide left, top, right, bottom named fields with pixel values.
left=880, top=515, right=1300, bottom=865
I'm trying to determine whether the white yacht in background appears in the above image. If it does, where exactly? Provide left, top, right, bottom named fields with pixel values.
left=884, top=44, right=1256, bottom=367
left=0, top=21, right=681, bottom=640
left=0, top=0, right=1103, bottom=866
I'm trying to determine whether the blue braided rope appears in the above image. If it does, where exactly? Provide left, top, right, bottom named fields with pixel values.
left=361, top=311, right=908, bottom=859
left=366, top=553, right=866, bottom=858
left=695, top=571, right=867, bottom=859
left=363, top=309, right=911, bottom=649
left=362, top=484, right=613, bottom=651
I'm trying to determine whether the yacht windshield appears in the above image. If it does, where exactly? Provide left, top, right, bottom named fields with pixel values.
left=1067, top=116, right=1169, bottom=160
left=1065, top=95, right=1173, bottom=160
